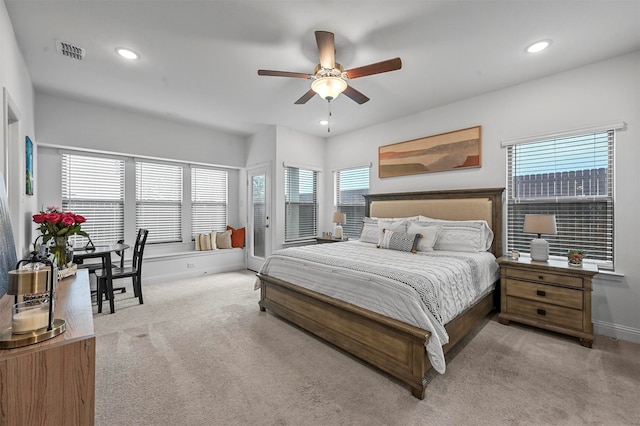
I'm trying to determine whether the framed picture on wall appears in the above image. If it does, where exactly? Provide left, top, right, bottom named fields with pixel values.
left=378, top=125, right=482, bottom=178
left=25, top=136, right=33, bottom=196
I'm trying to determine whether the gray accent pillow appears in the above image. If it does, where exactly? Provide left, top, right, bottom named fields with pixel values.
left=378, top=229, right=421, bottom=253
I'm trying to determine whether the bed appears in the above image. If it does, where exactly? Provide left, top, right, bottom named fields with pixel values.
left=257, top=187, right=504, bottom=399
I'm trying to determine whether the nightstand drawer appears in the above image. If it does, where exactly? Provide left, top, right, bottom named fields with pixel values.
left=505, top=279, right=583, bottom=310
left=506, top=296, right=583, bottom=330
left=503, top=267, right=583, bottom=288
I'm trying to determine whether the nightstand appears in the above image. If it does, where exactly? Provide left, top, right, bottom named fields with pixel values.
left=497, top=256, right=599, bottom=347
left=314, top=237, right=344, bottom=244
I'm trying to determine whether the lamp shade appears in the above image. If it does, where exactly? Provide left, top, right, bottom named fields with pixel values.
left=523, top=214, right=556, bottom=262
left=523, top=214, right=557, bottom=236
left=332, top=211, right=346, bottom=224
left=311, top=77, right=347, bottom=100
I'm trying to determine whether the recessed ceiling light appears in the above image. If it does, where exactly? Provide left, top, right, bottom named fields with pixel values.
left=115, top=47, right=140, bottom=60
left=320, top=120, right=329, bottom=126
left=526, top=40, right=551, bottom=53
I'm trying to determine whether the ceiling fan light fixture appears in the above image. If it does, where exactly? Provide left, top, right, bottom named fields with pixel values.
left=311, top=76, right=347, bottom=100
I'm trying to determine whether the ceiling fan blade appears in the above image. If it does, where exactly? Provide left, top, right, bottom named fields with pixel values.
left=343, top=85, right=370, bottom=104
left=258, top=70, right=312, bottom=79
left=345, top=57, right=402, bottom=79
left=315, top=31, right=336, bottom=69
left=294, top=89, right=316, bottom=104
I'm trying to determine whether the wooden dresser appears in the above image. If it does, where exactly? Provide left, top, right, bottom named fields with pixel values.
left=497, top=256, right=599, bottom=347
left=0, top=269, right=95, bottom=426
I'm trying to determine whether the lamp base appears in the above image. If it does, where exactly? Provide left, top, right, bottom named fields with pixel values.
left=530, top=238, right=550, bottom=262
left=0, top=319, right=66, bottom=349
left=333, top=224, right=343, bottom=240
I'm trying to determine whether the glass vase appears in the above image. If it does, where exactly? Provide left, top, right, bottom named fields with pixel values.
left=50, top=236, right=71, bottom=269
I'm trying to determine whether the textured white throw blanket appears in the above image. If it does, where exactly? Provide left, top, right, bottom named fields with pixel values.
left=258, top=241, right=499, bottom=373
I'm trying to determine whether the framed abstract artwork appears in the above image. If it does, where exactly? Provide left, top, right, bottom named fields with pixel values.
left=379, top=126, right=482, bottom=178
left=25, top=136, right=33, bottom=195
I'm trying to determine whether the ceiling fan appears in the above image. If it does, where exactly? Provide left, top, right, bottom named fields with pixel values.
left=258, top=30, right=402, bottom=105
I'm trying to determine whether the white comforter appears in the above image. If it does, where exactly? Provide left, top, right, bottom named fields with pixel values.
left=258, top=241, right=499, bottom=374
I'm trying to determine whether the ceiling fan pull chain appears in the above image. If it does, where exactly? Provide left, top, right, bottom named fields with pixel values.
left=327, top=100, right=332, bottom=133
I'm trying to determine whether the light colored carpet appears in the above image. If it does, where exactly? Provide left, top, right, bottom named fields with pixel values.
left=94, top=271, right=640, bottom=426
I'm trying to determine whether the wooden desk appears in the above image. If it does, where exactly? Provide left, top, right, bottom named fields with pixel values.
left=0, top=269, right=95, bottom=425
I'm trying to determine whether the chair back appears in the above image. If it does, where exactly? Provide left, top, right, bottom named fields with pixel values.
left=115, top=239, right=126, bottom=268
left=132, top=229, right=149, bottom=273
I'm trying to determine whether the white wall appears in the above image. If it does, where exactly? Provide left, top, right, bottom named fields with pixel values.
left=325, top=51, right=640, bottom=343
left=34, top=92, right=249, bottom=279
left=0, top=0, right=37, bottom=259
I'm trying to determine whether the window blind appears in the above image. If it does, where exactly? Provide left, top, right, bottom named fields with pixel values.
left=61, top=153, right=125, bottom=246
left=284, top=166, right=318, bottom=242
left=506, top=130, right=614, bottom=268
left=136, top=161, right=183, bottom=243
left=191, top=167, right=228, bottom=235
left=335, top=166, right=370, bottom=238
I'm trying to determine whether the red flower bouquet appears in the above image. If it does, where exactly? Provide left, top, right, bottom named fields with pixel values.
left=33, top=206, right=88, bottom=243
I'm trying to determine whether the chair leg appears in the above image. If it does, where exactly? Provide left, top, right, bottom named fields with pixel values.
left=97, top=277, right=104, bottom=313
left=107, top=278, right=115, bottom=314
left=136, top=276, right=143, bottom=305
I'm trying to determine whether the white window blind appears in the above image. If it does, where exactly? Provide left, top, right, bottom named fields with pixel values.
left=136, top=161, right=183, bottom=243
left=506, top=130, right=614, bottom=268
left=62, top=153, right=125, bottom=246
left=191, top=167, right=228, bottom=235
left=284, top=166, right=318, bottom=242
left=335, top=166, right=370, bottom=238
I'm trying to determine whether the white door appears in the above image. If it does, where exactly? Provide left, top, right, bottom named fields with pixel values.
left=247, top=165, right=271, bottom=271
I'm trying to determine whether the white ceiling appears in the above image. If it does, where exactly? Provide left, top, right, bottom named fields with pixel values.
left=5, top=0, right=640, bottom=138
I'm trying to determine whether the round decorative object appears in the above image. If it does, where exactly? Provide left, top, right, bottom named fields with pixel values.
left=568, top=250, right=583, bottom=266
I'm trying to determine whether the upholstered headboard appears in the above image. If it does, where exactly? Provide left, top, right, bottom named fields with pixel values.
left=363, top=188, right=504, bottom=257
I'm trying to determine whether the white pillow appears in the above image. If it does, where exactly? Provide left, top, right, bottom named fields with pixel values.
left=415, top=219, right=493, bottom=252
left=371, top=215, right=420, bottom=222
left=377, top=219, right=407, bottom=245
left=407, top=222, right=441, bottom=252
left=194, top=231, right=217, bottom=250
left=359, top=218, right=379, bottom=244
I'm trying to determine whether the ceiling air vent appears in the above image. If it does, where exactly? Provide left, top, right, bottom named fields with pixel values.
left=56, top=40, right=85, bottom=61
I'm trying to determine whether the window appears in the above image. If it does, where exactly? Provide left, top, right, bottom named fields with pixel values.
left=284, top=166, right=318, bottom=242
left=62, top=153, right=125, bottom=246
left=136, top=161, right=183, bottom=244
left=506, top=128, right=615, bottom=268
left=191, top=167, right=228, bottom=235
left=335, top=166, right=370, bottom=238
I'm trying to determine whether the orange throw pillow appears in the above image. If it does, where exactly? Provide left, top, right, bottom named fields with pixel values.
left=226, top=226, right=246, bottom=248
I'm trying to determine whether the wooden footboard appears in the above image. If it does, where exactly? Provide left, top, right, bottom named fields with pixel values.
left=258, top=272, right=495, bottom=399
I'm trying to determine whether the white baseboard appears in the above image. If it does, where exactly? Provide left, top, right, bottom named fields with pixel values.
left=593, top=320, right=640, bottom=344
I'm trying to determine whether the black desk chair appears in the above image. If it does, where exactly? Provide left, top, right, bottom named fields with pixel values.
left=76, top=240, right=127, bottom=298
left=96, top=229, right=149, bottom=313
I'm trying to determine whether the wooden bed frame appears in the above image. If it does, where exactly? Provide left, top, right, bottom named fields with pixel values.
left=258, top=187, right=504, bottom=399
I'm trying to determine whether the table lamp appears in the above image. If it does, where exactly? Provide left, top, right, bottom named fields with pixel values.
left=0, top=253, right=66, bottom=349
left=523, top=214, right=557, bottom=262
left=332, top=211, right=346, bottom=239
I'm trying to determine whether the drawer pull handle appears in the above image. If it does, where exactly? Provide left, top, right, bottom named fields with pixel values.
left=537, top=309, right=546, bottom=316
left=536, top=290, right=546, bottom=297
